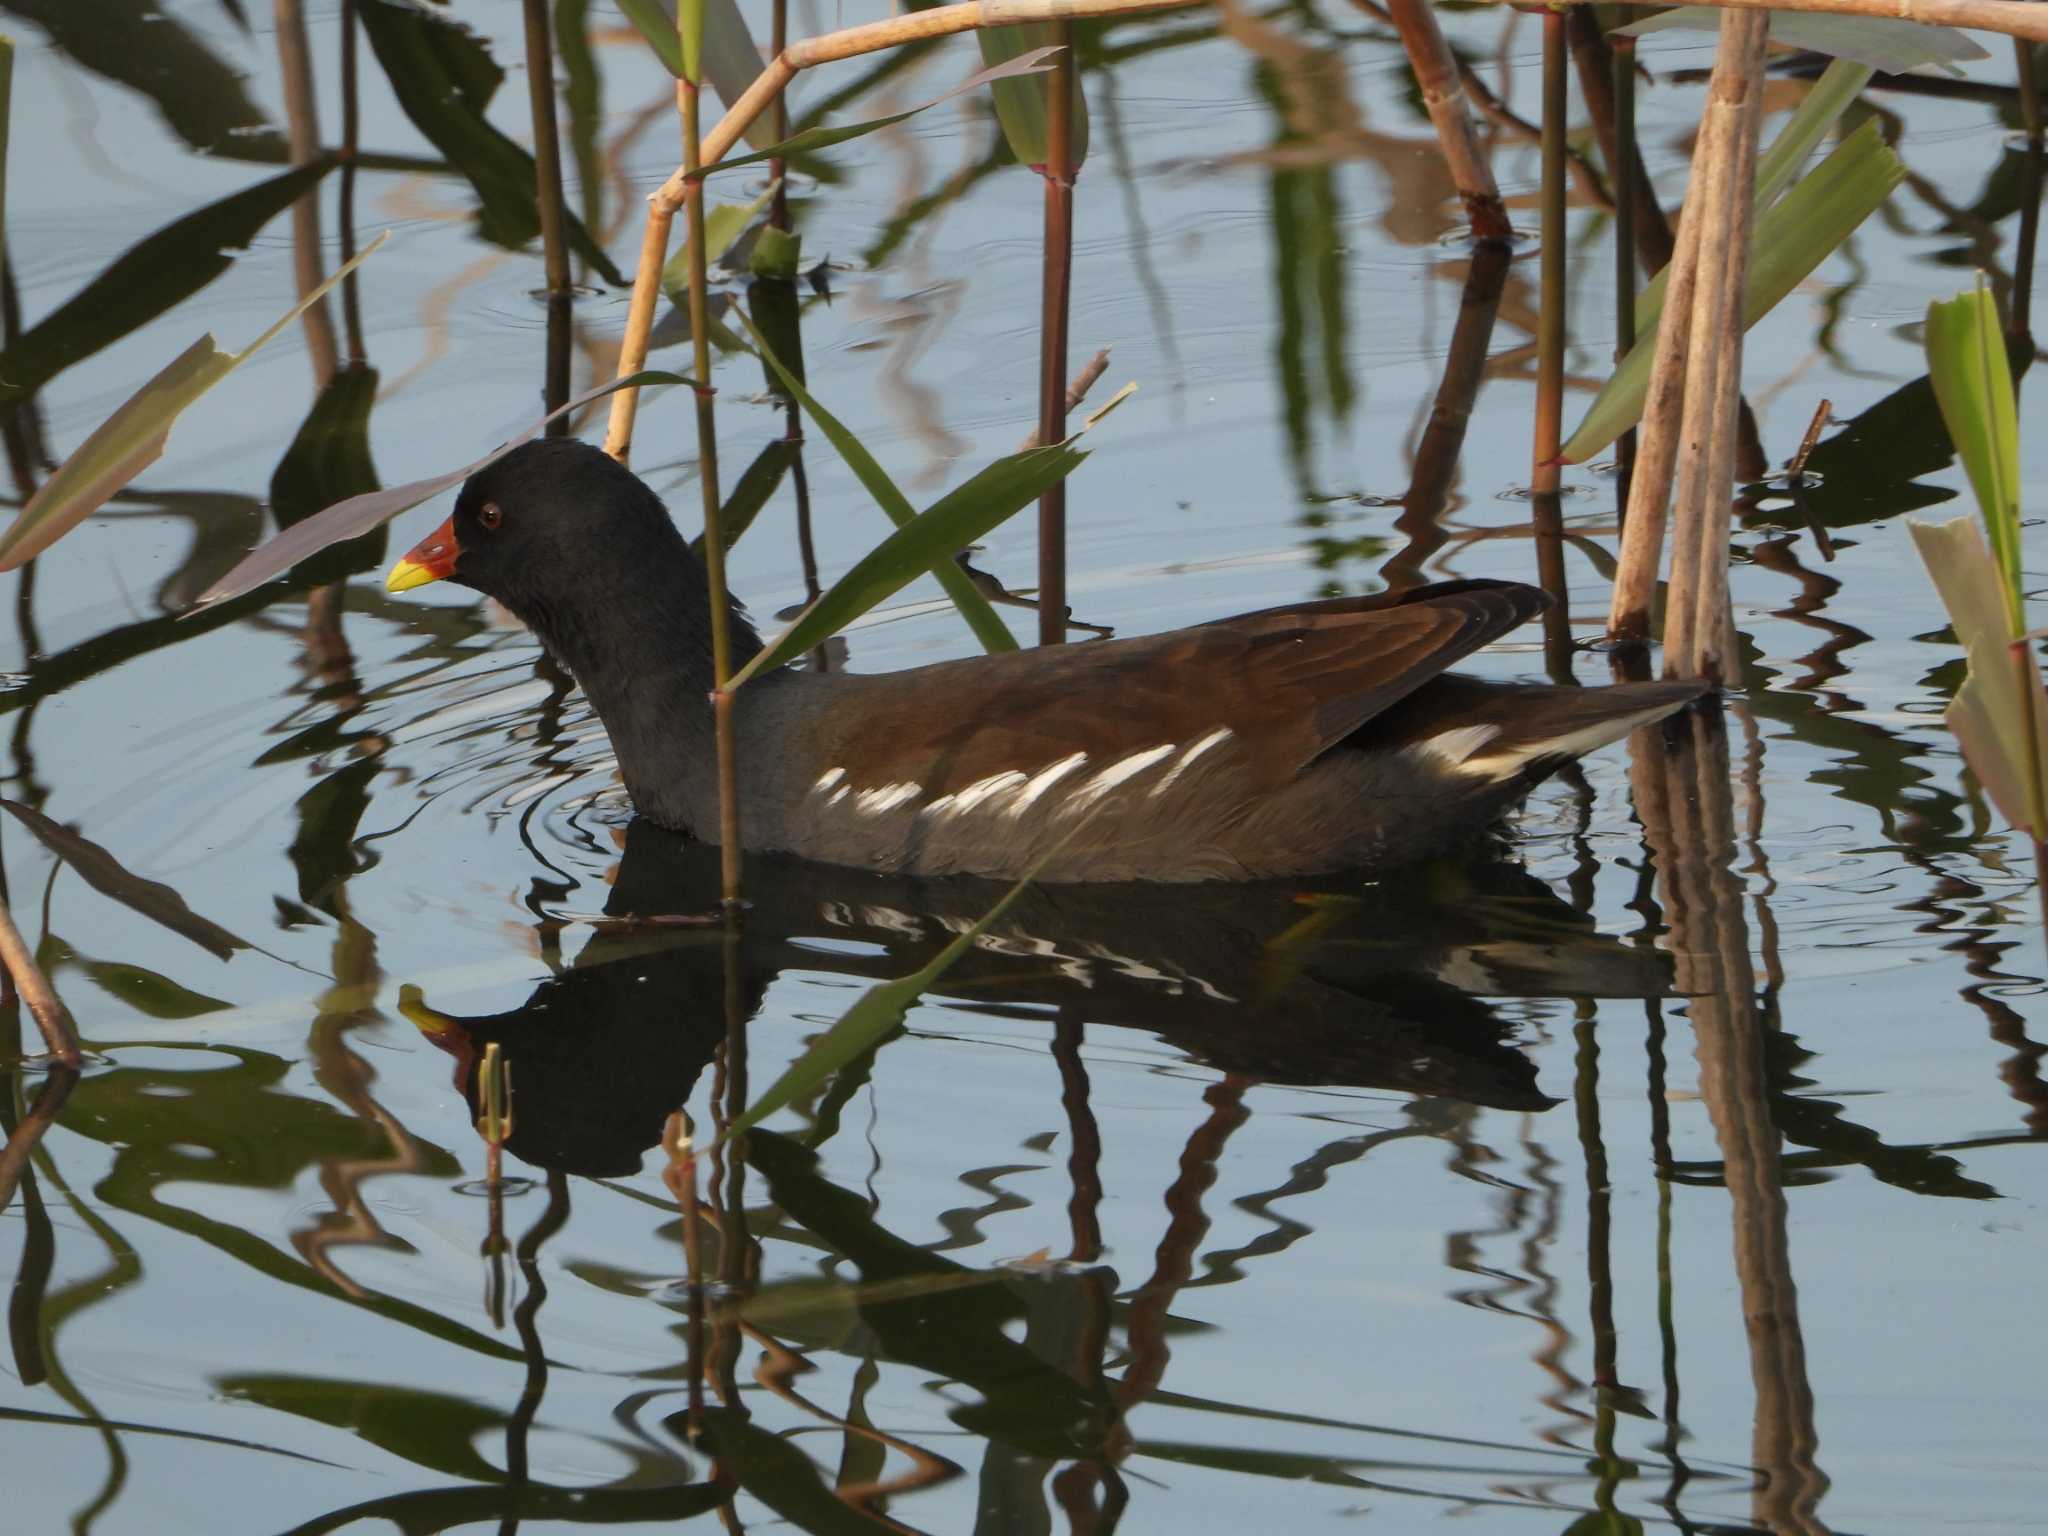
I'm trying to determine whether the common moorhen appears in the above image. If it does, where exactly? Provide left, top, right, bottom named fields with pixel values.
left=386, top=438, right=1704, bottom=881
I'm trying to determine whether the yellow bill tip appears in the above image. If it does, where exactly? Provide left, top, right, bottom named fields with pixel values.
left=385, top=556, right=440, bottom=594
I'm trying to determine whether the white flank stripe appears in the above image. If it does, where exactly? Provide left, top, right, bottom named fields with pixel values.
left=1150, top=727, right=1233, bottom=796
left=1004, top=752, right=1090, bottom=818
left=1413, top=723, right=1501, bottom=769
left=814, top=767, right=846, bottom=794
left=854, top=781, right=922, bottom=815
left=1068, top=743, right=1178, bottom=811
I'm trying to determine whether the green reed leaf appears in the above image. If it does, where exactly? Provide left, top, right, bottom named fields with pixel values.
left=1561, top=119, right=1903, bottom=463
left=978, top=24, right=1089, bottom=169
left=1925, top=282, right=2022, bottom=626
left=733, top=306, right=1020, bottom=655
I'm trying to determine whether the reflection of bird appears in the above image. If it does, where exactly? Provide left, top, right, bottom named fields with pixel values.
left=386, top=439, right=1704, bottom=882
left=402, top=823, right=1683, bottom=1177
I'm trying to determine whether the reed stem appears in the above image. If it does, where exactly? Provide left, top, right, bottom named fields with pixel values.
left=1037, top=25, right=1076, bottom=647
left=1533, top=12, right=1567, bottom=493
left=0, top=895, right=78, bottom=1066
left=1536, top=0, right=2048, bottom=44
left=1663, top=10, right=1769, bottom=683
left=1612, top=33, right=1639, bottom=494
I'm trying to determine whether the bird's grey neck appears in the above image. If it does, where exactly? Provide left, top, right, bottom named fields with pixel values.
left=523, top=573, right=766, bottom=834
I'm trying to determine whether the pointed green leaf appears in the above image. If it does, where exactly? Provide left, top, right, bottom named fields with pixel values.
left=0, top=233, right=385, bottom=571
left=691, top=48, right=1062, bottom=181
left=978, top=24, right=1089, bottom=170
left=1909, top=516, right=2048, bottom=834
left=615, top=0, right=776, bottom=148
left=733, top=306, right=1018, bottom=655
left=730, top=441, right=1084, bottom=687
left=1561, top=119, right=1904, bottom=463
left=1925, top=283, right=2022, bottom=625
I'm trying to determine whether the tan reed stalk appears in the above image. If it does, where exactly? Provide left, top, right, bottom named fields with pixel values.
left=1663, top=11, right=1769, bottom=682
left=1533, top=0, right=2048, bottom=43
left=1386, top=0, right=1514, bottom=244
left=523, top=0, right=574, bottom=425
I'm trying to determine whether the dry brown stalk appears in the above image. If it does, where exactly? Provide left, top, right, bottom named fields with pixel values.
left=1663, top=11, right=1769, bottom=682
left=1385, top=0, right=1514, bottom=243
left=0, top=896, right=79, bottom=1066
left=1020, top=348, right=1113, bottom=448
left=1534, top=0, right=2048, bottom=44
left=603, top=0, right=1200, bottom=462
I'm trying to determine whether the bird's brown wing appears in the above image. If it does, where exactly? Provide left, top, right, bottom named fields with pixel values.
left=827, top=580, right=1546, bottom=794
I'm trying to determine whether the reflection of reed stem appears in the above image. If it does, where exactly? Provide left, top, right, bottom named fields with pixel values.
left=338, top=0, right=366, bottom=366
left=523, top=0, right=574, bottom=423
left=0, top=1065, right=75, bottom=1216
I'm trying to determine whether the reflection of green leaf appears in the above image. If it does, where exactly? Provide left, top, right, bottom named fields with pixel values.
left=692, top=435, right=796, bottom=560
left=0, top=162, right=329, bottom=408
left=80, top=958, right=231, bottom=1019
left=978, top=24, right=1089, bottom=169
left=1752, top=375, right=1953, bottom=532
left=0, top=798, right=248, bottom=959
left=659, top=180, right=780, bottom=301
left=218, top=1377, right=503, bottom=1483
left=1563, top=120, right=1904, bottom=463
left=270, top=365, right=386, bottom=588
left=0, top=235, right=382, bottom=570
left=357, top=0, right=624, bottom=283
left=695, top=1409, right=902, bottom=1536
left=744, top=1130, right=1102, bottom=1456
left=725, top=856, right=1055, bottom=1135
left=0, top=0, right=285, bottom=156
left=1561, top=1512, right=1648, bottom=1536
left=735, top=308, right=1017, bottom=656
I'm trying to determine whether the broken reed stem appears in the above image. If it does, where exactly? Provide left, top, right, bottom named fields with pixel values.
left=1530, top=0, right=2048, bottom=44
left=1533, top=11, right=1567, bottom=492
left=1037, top=25, right=1076, bottom=647
left=1387, top=0, right=1513, bottom=244
left=0, top=896, right=79, bottom=1066
left=1663, top=10, right=1769, bottom=683
left=601, top=0, right=1200, bottom=462
left=1020, top=348, right=1112, bottom=448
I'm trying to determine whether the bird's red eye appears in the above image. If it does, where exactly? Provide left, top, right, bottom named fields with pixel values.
left=478, top=503, right=503, bottom=531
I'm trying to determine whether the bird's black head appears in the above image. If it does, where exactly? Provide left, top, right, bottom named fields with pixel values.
left=385, top=436, right=763, bottom=672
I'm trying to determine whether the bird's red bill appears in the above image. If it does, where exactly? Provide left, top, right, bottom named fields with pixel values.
left=386, top=516, right=461, bottom=592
